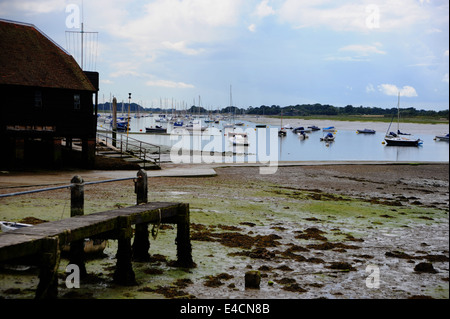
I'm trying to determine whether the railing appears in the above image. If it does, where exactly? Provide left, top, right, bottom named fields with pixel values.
left=96, top=131, right=161, bottom=168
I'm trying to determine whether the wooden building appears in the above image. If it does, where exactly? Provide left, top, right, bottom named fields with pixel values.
left=0, top=19, right=99, bottom=168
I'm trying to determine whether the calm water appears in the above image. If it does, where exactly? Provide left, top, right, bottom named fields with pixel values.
left=98, top=115, right=449, bottom=163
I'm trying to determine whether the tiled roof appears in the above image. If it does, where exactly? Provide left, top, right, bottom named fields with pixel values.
left=0, top=19, right=96, bottom=92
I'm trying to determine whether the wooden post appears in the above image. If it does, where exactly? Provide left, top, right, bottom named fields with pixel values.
left=35, top=236, right=60, bottom=299
left=52, top=137, right=62, bottom=168
left=112, top=97, right=117, bottom=147
left=175, top=204, right=195, bottom=268
left=132, top=169, right=150, bottom=261
left=69, top=176, right=87, bottom=278
left=82, top=138, right=96, bottom=169
left=113, top=216, right=136, bottom=285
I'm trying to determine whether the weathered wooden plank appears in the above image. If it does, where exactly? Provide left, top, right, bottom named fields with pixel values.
left=0, top=202, right=185, bottom=262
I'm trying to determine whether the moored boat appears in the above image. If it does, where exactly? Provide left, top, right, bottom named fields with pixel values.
left=0, top=221, right=32, bottom=232
left=308, top=125, right=320, bottom=131
left=322, top=126, right=336, bottom=132
left=228, top=132, right=249, bottom=146
left=145, top=126, right=167, bottom=133
left=320, top=132, right=335, bottom=142
left=435, top=133, right=449, bottom=141
left=1, top=221, right=107, bottom=255
left=384, top=93, right=422, bottom=147
left=357, top=129, right=376, bottom=134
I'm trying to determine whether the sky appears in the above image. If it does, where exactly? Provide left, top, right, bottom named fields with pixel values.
left=1, top=0, right=449, bottom=111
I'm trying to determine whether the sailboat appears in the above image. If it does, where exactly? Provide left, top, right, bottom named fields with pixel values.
left=223, top=85, right=235, bottom=129
left=384, top=92, right=421, bottom=146
left=278, top=108, right=286, bottom=136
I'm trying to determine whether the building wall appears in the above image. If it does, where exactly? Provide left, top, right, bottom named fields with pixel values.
left=0, top=84, right=97, bottom=169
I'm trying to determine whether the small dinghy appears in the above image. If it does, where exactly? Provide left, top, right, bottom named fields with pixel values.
left=1, top=221, right=107, bottom=255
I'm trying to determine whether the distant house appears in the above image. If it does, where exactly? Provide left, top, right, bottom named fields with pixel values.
left=0, top=19, right=99, bottom=168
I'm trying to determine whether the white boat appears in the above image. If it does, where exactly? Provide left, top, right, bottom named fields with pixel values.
left=1, top=221, right=107, bottom=255
left=282, top=124, right=293, bottom=129
left=185, top=124, right=207, bottom=132
left=297, top=132, right=309, bottom=139
left=228, top=132, right=249, bottom=146
left=0, top=221, right=32, bottom=232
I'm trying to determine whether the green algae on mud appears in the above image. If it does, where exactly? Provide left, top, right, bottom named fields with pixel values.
left=1, top=165, right=448, bottom=299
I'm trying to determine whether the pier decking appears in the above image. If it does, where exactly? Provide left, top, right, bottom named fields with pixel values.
left=0, top=170, right=194, bottom=299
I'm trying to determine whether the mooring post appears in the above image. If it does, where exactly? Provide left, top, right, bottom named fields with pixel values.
left=114, top=216, right=137, bottom=285
left=132, top=169, right=151, bottom=262
left=175, top=204, right=195, bottom=268
left=69, top=176, right=87, bottom=278
left=35, top=236, right=60, bottom=299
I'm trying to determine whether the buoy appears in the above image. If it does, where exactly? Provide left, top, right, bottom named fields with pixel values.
left=382, top=141, right=385, bottom=144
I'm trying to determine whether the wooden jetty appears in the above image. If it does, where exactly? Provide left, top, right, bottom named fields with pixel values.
left=0, top=170, right=194, bottom=299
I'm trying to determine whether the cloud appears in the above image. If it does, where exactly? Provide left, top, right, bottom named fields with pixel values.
left=378, top=84, right=418, bottom=97
left=277, top=0, right=441, bottom=32
left=248, top=24, right=257, bottom=32
left=145, top=80, right=195, bottom=89
left=254, top=0, right=275, bottom=18
left=0, top=0, right=65, bottom=15
left=366, top=84, right=375, bottom=93
left=339, top=43, right=386, bottom=56
left=443, top=74, right=449, bottom=84
left=162, top=41, right=205, bottom=55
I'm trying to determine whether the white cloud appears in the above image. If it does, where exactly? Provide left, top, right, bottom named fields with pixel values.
left=443, top=74, right=449, bottom=84
left=145, top=80, right=195, bottom=89
left=378, top=84, right=418, bottom=97
left=254, top=0, right=275, bottom=18
left=366, top=84, right=375, bottom=93
left=277, top=0, right=440, bottom=32
left=339, top=43, right=386, bottom=56
left=0, top=0, right=65, bottom=15
left=162, top=41, right=205, bottom=55
left=248, top=24, right=257, bottom=32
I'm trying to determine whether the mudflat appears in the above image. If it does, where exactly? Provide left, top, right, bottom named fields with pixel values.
left=0, top=163, right=448, bottom=299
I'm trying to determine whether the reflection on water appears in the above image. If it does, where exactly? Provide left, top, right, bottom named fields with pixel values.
left=97, top=115, right=449, bottom=163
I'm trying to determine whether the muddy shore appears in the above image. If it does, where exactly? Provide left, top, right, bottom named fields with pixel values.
left=0, top=163, right=448, bottom=299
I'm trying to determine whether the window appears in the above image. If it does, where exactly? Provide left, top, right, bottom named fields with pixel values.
left=74, top=94, right=80, bottom=109
left=34, top=90, right=42, bottom=108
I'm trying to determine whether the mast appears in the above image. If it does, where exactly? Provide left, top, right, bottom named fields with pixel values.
left=397, top=91, right=400, bottom=133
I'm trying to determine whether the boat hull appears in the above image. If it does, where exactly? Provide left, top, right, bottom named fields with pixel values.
left=384, top=137, right=420, bottom=146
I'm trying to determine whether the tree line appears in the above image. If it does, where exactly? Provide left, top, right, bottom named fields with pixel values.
left=97, top=102, right=448, bottom=119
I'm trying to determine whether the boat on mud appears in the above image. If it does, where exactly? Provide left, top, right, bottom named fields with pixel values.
left=1, top=221, right=107, bottom=255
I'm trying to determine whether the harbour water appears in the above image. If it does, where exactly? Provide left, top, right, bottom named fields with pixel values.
left=97, top=115, right=449, bottom=163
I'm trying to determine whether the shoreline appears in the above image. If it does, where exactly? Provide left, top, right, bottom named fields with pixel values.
left=237, top=115, right=449, bottom=135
